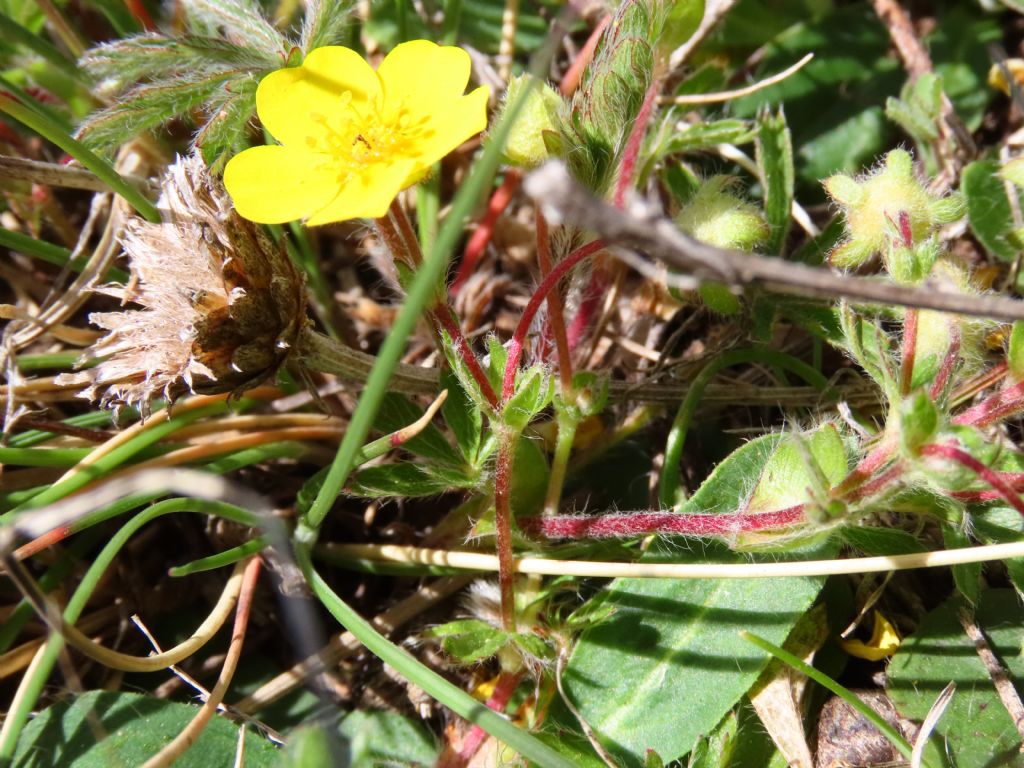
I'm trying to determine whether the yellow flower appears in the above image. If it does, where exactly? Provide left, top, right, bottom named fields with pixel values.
left=224, top=40, right=489, bottom=225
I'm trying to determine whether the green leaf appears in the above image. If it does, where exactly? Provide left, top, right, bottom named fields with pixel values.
left=560, top=427, right=842, bottom=763
left=887, top=590, right=1024, bottom=765
left=82, top=35, right=275, bottom=88
left=511, top=433, right=550, bottom=517
left=374, top=393, right=464, bottom=467
left=502, top=366, right=554, bottom=432
left=185, top=0, right=288, bottom=54
left=77, top=70, right=244, bottom=149
left=562, top=541, right=827, bottom=767
left=755, top=108, right=794, bottom=255
left=281, top=726, right=345, bottom=768
left=347, top=462, right=475, bottom=498
left=195, top=79, right=258, bottom=167
left=339, top=709, right=439, bottom=767
left=656, top=118, right=756, bottom=157
left=970, top=505, right=1024, bottom=596
left=12, top=690, right=279, bottom=767
left=1009, top=323, right=1024, bottom=381
left=962, top=160, right=1020, bottom=263
left=841, top=526, right=928, bottom=556
left=432, top=622, right=507, bottom=663
left=658, top=0, right=704, bottom=56
left=742, top=424, right=848, bottom=514
left=440, top=369, right=482, bottom=465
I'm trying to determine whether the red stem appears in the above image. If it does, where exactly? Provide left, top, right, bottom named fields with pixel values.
left=451, top=170, right=522, bottom=294
left=433, top=308, right=499, bottom=409
left=534, top=204, right=573, bottom=391
left=929, top=323, right=961, bottom=400
left=567, top=76, right=660, bottom=351
left=613, top=78, right=661, bottom=209
left=494, top=428, right=517, bottom=631
left=845, top=462, right=905, bottom=502
left=520, top=505, right=805, bottom=539
left=952, top=377, right=1024, bottom=427
left=831, top=440, right=896, bottom=498
left=920, top=443, right=1024, bottom=517
left=502, top=239, right=605, bottom=401
left=900, top=308, right=918, bottom=396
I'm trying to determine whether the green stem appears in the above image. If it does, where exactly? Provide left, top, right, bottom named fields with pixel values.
left=170, top=536, right=268, bottom=577
left=659, top=347, right=832, bottom=509
left=296, top=547, right=575, bottom=768
left=0, top=92, right=160, bottom=222
left=417, top=167, right=440, bottom=252
left=543, top=406, right=579, bottom=516
left=3, top=403, right=225, bottom=517
left=740, top=631, right=923, bottom=765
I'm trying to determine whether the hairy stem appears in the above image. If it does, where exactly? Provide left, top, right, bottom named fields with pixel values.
left=534, top=203, right=573, bottom=391
left=953, top=377, right=1024, bottom=427
left=542, top=406, right=578, bottom=517
left=521, top=505, right=805, bottom=539
left=900, top=308, right=918, bottom=396
left=920, top=442, right=1024, bottom=517
left=502, top=239, right=605, bottom=401
left=493, top=425, right=518, bottom=631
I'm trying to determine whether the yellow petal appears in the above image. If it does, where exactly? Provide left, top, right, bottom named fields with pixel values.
left=839, top=610, right=901, bottom=661
left=305, top=158, right=417, bottom=225
left=257, top=46, right=382, bottom=150
left=402, top=86, right=490, bottom=185
left=223, top=145, right=338, bottom=224
left=377, top=40, right=474, bottom=121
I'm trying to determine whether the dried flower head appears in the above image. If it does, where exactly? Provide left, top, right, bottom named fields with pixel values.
left=69, top=154, right=305, bottom=414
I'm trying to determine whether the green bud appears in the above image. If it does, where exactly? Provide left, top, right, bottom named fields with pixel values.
left=502, top=75, right=565, bottom=169
left=824, top=149, right=961, bottom=269
left=899, top=390, right=940, bottom=456
left=676, top=175, right=770, bottom=251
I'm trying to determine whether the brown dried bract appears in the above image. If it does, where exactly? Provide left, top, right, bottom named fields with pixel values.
left=67, top=154, right=305, bottom=415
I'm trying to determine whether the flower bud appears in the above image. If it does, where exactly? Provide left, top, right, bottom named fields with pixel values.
left=676, top=175, right=769, bottom=315
left=72, top=154, right=305, bottom=414
left=825, top=149, right=963, bottom=270
left=501, top=75, right=565, bottom=169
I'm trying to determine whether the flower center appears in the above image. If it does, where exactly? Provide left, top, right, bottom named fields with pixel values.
left=307, top=90, right=435, bottom=183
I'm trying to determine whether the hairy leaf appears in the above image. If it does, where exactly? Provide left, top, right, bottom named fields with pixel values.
left=12, top=690, right=278, bottom=766
left=888, top=590, right=1024, bottom=765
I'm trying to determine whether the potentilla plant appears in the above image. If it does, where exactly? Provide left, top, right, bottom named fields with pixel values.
left=26, top=0, right=1024, bottom=763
